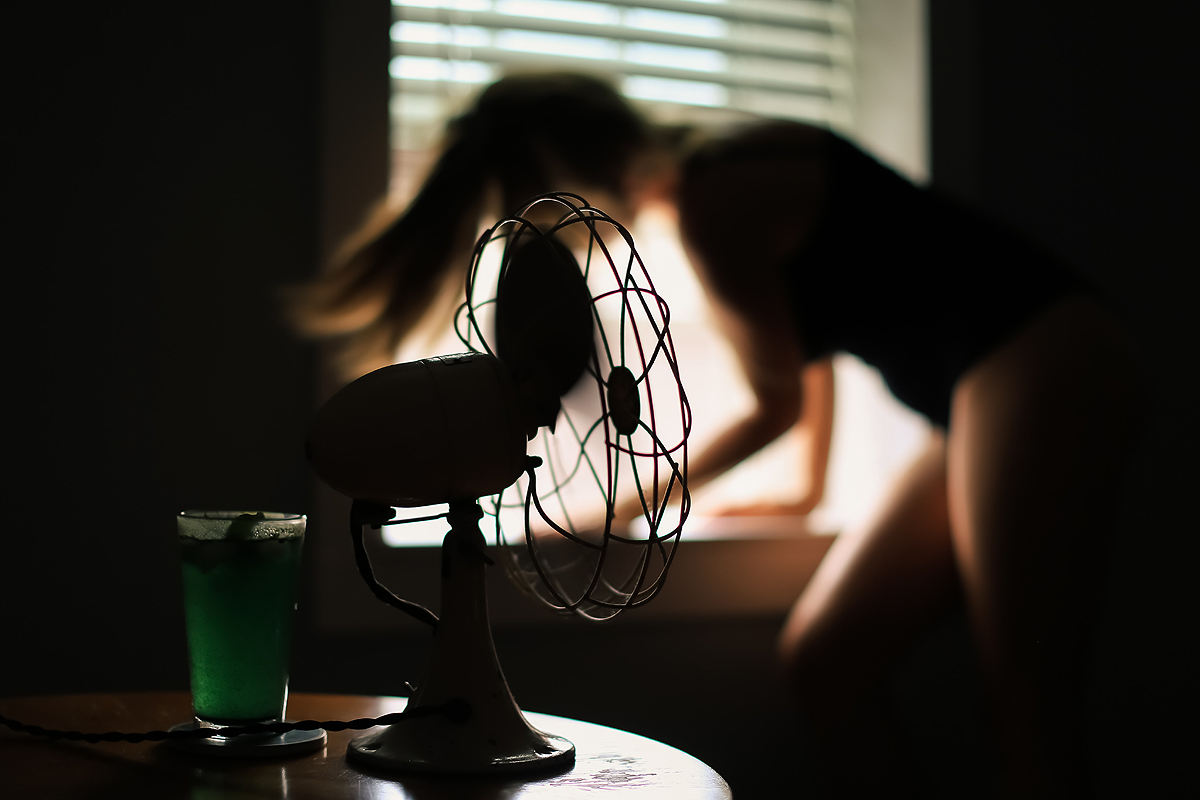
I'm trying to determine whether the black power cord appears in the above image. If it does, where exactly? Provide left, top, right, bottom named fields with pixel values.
left=0, top=697, right=471, bottom=744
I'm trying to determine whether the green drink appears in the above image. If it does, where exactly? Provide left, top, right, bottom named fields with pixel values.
left=177, top=511, right=305, bottom=729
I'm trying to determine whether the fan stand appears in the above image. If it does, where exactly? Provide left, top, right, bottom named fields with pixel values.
left=346, top=501, right=575, bottom=774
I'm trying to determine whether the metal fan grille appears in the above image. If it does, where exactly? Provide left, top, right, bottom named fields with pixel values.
left=457, top=193, right=691, bottom=620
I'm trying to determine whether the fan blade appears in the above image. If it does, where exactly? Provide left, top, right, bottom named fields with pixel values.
left=495, top=230, right=594, bottom=434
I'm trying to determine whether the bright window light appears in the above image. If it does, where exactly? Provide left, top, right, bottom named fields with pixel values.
left=391, top=21, right=491, bottom=48
left=391, top=21, right=442, bottom=43
left=623, top=76, right=728, bottom=107
left=390, top=55, right=444, bottom=80
left=625, top=9, right=727, bottom=38
left=390, top=92, right=445, bottom=123
left=390, top=56, right=494, bottom=83
left=381, top=508, right=453, bottom=547
left=394, top=0, right=490, bottom=10
left=496, top=0, right=620, bottom=25
left=495, top=29, right=619, bottom=60
left=381, top=506, right=528, bottom=548
left=625, top=42, right=727, bottom=72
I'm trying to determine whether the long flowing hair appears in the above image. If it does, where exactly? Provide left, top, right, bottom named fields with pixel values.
left=286, top=72, right=657, bottom=382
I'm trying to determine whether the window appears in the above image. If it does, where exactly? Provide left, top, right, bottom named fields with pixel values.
left=312, top=0, right=930, bottom=630
left=384, top=0, right=931, bottom=543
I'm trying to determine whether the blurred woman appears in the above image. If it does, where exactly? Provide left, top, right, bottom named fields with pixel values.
left=288, top=72, right=1141, bottom=798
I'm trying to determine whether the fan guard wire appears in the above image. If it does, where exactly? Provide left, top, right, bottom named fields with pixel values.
left=457, top=192, right=692, bottom=620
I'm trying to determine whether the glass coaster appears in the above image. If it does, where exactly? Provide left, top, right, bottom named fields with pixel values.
left=167, top=721, right=326, bottom=758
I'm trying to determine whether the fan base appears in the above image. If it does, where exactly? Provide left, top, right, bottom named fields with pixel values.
left=344, top=507, right=574, bottom=775
left=346, top=715, right=574, bottom=775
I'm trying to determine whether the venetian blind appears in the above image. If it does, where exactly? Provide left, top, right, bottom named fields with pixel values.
left=389, top=0, right=857, bottom=150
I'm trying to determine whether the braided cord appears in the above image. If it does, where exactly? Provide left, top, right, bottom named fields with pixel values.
left=0, top=698, right=469, bottom=745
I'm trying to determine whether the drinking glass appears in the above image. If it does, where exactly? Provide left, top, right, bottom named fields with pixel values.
left=174, top=510, right=323, bottom=755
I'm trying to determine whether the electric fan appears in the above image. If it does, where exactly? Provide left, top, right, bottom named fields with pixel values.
left=306, top=192, right=691, bottom=774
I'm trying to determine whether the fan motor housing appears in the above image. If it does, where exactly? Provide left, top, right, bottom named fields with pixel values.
left=307, top=353, right=528, bottom=507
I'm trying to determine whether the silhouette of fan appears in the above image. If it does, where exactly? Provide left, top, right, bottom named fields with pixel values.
left=306, top=193, right=691, bottom=774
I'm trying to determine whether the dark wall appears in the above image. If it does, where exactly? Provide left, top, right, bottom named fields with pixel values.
left=929, top=2, right=1196, bottom=796
left=7, top=3, right=322, bottom=693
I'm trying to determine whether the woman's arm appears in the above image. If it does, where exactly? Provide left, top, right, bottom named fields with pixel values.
left=610, top=121, right=829, bottom=527
left=800, top=357, right=835, bottom=510
left=673, top=126, right=825, bottom=498
left=612, top=298, right=807, bottom=527
left=684, top=303, right=807, bottom=493
left=717, top=357, right=835, bottom=517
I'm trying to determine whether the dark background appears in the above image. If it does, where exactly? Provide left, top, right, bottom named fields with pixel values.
left=6, top=2, right=1195, bottom=797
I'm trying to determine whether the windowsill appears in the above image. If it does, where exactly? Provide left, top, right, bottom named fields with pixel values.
left=312, top=490, right=836, bottom=634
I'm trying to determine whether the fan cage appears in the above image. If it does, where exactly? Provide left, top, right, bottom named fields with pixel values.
left=457, top=192, right=691, bottom=620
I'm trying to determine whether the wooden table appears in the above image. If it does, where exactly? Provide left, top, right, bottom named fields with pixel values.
left=0, top=692, right=732, bottom=799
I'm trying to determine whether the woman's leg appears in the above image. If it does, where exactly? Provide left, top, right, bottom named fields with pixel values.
left=946, top=295, right=1141, bottom=798
left=779, top=432, right=956, bottom=716
left=778, top=432, right=960, bottom=794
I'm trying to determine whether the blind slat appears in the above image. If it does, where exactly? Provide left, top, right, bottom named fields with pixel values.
left=394, top=8, right=850, bottom=65
left=395, top=0, right=851, bottom=32
left=588, top=0, right=850, bottom=30
left=392, top=42, right=846, bottom=97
